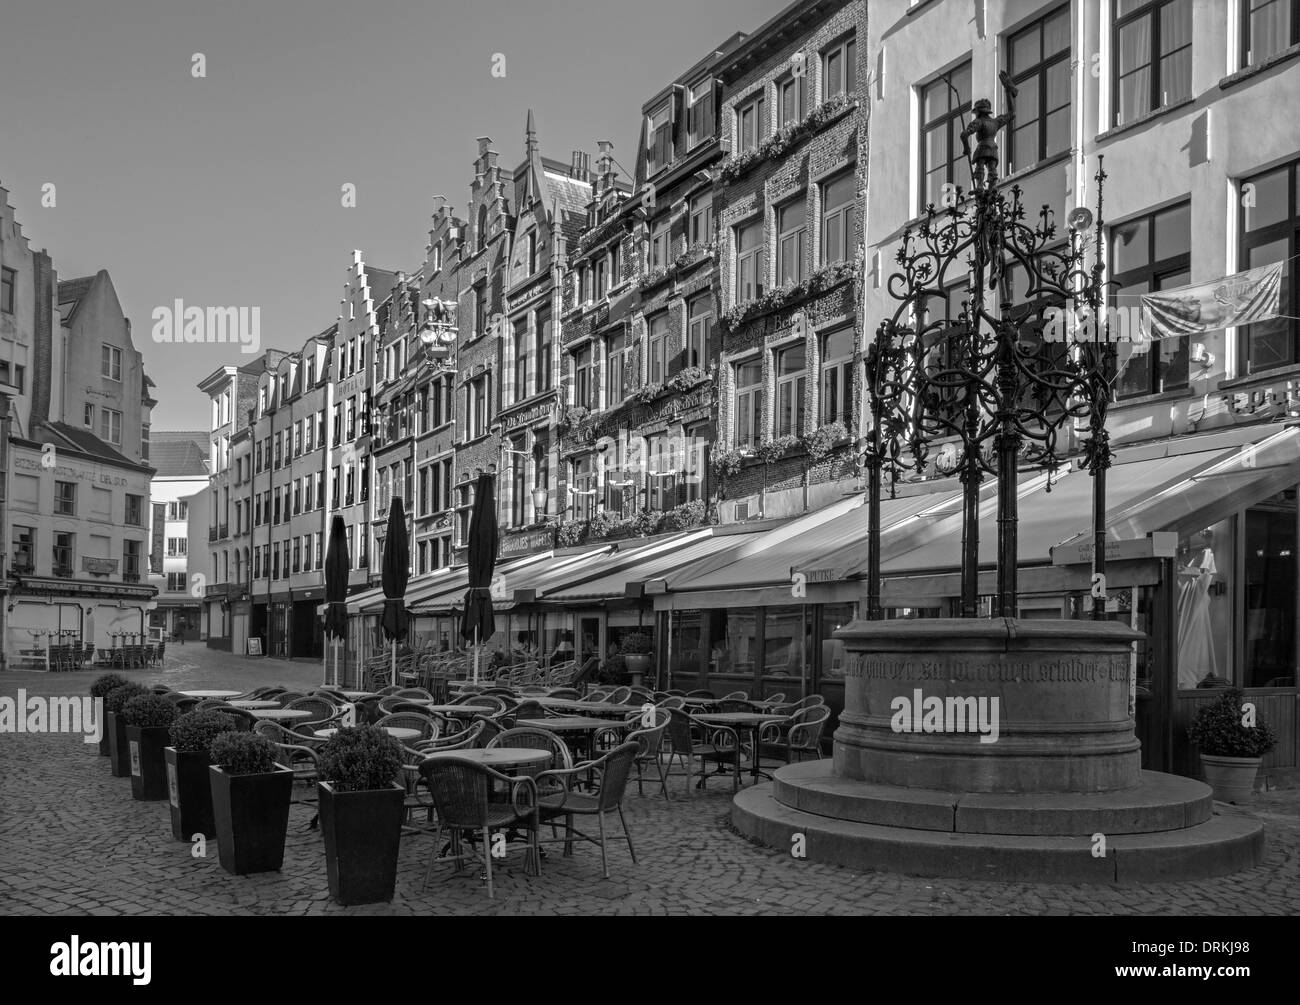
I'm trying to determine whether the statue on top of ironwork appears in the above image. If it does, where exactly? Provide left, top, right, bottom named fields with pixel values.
left=960, top=71, right=1019, bottom=191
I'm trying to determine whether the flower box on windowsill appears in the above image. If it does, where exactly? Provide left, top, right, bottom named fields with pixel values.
left=718, top=93, right=858, bottom=186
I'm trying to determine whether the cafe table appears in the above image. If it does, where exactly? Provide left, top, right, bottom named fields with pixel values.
left=225, top=699, right=281, bottom=710
left=178, top=690, right=243, bottom=699
left=692, top=712, right=791, bottom=784
left=316, top=725, right=422, bottom=743
left=246, top=708, right=314, bottom=722
left=419, top=747, right=552, bottom=772
left=535, top=698, right=641, bottom=719
left=516, top=715, right=616, bottom=760
left=408, top=702, right=483, bottom=718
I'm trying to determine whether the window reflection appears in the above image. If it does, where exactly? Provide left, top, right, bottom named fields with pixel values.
left=1177, top=519, right=1234, bottom=689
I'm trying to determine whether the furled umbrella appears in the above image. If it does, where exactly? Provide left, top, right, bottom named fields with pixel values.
left=459, top=471, right=498, bottom=683
left=323, top=514, right=350, bottom=688
left=380, top=497, right=410, bottom=688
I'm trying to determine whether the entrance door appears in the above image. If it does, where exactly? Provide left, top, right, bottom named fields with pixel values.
left=578, top=615, right=600, bottom=679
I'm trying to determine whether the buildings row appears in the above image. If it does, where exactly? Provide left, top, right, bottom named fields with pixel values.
left=191, top=0, right=1300, bottom=776
left=0, top=186, right=160, bottom=663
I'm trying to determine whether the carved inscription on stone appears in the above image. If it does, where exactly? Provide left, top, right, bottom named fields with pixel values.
left=848, top=654, right=1129, bottom=683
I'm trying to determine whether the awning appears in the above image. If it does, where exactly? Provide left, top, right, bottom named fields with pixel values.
left=883, top=425, right=1300, bottom=577
left=544, top=530, right=763, bottom=603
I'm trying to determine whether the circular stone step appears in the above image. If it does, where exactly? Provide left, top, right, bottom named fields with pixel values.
left=772, top=760, right=1214, bottom=836
left=732, top=784, right=1265, bottom=884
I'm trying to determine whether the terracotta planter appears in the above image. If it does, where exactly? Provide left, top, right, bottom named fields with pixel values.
left=166, top=747, right=216, bottom=840
left=209, top=766, right=293, bottom=875
left=1200, top=754, right=1262, bottom=804
left=318, top=782, right=406, bottom=905
left=107, top=712, right=132, bottom=778
left=126, top=725, right=171, bottom=800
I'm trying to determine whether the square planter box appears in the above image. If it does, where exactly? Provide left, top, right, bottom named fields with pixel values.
left=127, top=725, right=172, bottom=800
left=318, top=782, right=407, bottom=906
left=166, top=748, right=217, bottom=839
left=107, top=712, right=132, bottom=778
left=209, top=765, right=294, bottom=876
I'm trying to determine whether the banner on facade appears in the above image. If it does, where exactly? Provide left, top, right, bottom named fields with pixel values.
left=150, top=503, right=166, bottom=574
left=1137, top=262, right=1283, bottom=345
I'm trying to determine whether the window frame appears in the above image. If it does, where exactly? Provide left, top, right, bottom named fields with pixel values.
left=820, top=327, right=854, bottom=426
left=0, top=267, right=15, bottom=314
left=777, top=195, right=808, bottom=287
left=1110, top=200, right=1193, bottom=399
left=919, top=61, right=972, bottom=214
left=1004, top=4, right=1072, bottom=175
left=1237, top=158, right=1300, bottom=376
left=1112, top=0, right=1193, bottom=128
left=737, top=92, right=768, bottom=153
left=734, top=358, right=764, bottom=449
left=775, top=342, right=807, bottom=438
left=823, top=34, right=858, bottom=100
left=821, top=170, right=857, bottom=266
left=687, top=294, right=713, bottom=370
left=647, top=313, right=671, bottom=385
left=735, top=219, right=765, bottom=304
left=1241, top=0, right=1300, bottom=67
left=101, top=343, right=123, bottom=382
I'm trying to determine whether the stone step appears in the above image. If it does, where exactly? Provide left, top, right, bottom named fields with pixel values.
left=773, top=761, right=1214, bottom=836
left=732, top=784, right=1265, bottom=884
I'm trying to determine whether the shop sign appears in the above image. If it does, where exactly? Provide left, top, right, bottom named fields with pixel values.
left=1049, top=532, right=1177, bottom=567
left=14, top=456, right=129, bottom=487
left=502, top=402, right=554, bottom=432
left=1220, top=381, right=1300, bottom=416
left=82, top=557, right=119, bottom=575
left=500, top=529, right=552, bottom=556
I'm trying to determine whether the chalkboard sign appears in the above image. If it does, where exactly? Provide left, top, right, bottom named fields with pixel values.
left=247, top=637, right=263, bottom=656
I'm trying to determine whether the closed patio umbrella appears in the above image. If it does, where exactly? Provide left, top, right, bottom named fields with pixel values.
left=459, top=472, right=498, bottom=683
left=323, top=514, right=350, bottom=687
left=380, top=497, right=410, bottom=688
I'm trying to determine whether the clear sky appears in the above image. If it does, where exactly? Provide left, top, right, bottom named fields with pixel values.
left=0, top=0, right=789, bottom=430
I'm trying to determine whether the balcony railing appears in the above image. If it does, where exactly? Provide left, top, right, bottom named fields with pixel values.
left=208, top=527, right=218, bottom=542
left=123, top=572, right=141, bottom=584
left=52, top=566, right=74, bottom=579
left=218, top=523, right=228, bottom=539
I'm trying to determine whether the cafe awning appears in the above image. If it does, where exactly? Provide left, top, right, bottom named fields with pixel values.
left=540, top=529, right=751, bottom=604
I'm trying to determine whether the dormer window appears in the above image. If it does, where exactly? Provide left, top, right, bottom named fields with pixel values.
left=687, top=79, right=715, bottom=149
left=647, top=103, right=672, bottom=175
left=527, top=230, right=539, bottom=274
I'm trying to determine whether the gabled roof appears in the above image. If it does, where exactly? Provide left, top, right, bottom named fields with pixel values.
left=546, top=172, right=594, bottom=250
left=56, top=275, right=97, bottom=326
left=36, top=420, right=143, bottom=469
left=149, top=439, right=210, bottom=477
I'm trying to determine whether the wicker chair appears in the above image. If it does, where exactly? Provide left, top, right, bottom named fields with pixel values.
left=274, top=691, right=306, bottom=707
left=375, top=712, right=440, bottom=742
left=756, top=706, right=831, bottom=766
left=535, top=742, right=639, bottom=879
left=763, top=693, right=788, bottom=705
left=418, top=757, right=540, bottom=898
left=194, top=703, right=256, bottom=731
left=720, top=690, right=749, bottom=701
left=607, top=687, right=632, bottom=705
left=547, top=688, right=581, bottom=700
left=160, top=691, right=190, bottom=705
left=469, top=714, right=503, bottom=746
left=664, top=708, right=743, bottom=794
left=623, top=708, right=670, bottom=798
left=456, top=694, right=507, bottom=715
left=717, top=698, right=762, bottom=713
left=395, top=687, right=434, bottom=700
left=685, top=689, right=715, bottom=699
left=656, top=695, right=686, bottom=710
left=284, top=695, right=341, bottom=725
left=254, top=721, right=322, bottom=823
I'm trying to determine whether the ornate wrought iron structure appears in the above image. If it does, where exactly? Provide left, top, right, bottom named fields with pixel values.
left=865, top=84, right=1117, bottom=621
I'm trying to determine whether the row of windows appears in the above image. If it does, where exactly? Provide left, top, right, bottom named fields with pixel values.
left=566, top=423, right=711, bottom=521
left=12, top=527, right=143, bottom=578
left=51, top=483, right=144, bottom=524
left=732, top=34, right=857, bottom=157
left=732, top=328, right=854, bottom=447
left=83, top=403, right=124, bottom=446
left=919, top=1, right=1296, bottom=216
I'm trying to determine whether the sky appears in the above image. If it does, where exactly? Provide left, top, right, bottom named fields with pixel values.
left=0, top=0, right=789, bottom=430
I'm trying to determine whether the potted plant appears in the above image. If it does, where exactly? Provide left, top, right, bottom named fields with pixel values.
left=621, top=632, right=653, bottom=688
left=166, top=710, right=237, bottom=840
left=209, top=731, right=294, bottom=875
left=90, top=673, right=131, bottom=756
left=1188, top=688, right=1278, bottom=804
left=316, top=724, right=406, bottom=905
left=104, top=683, right=150, bottom=778
left=121, top=694, right=178, bottom=801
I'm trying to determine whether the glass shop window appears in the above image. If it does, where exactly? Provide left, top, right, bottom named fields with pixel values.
left=1244, top=491, right=1296, bottom=688
left=1175, top=518, right=1236, bottom=690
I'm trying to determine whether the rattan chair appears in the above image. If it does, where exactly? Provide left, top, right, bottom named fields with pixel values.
left=535, top=742, right=639, bottom=879
left=283, top=696, right=342, bottom=730
left=375, top=712, right=440, bottom=742
left=623, top=708, right=670, bottom=798
left=607, top=687, right=632, bottom=705
left=469, top=714, right=503, bottom=746
left=656, top=695, right=686, bottom=709
left=418, top=757, right=540, bottom=898
left=685, top=689, right=715, bottom=699
left=394, top=687, right=434, bottom=700
left=274, top=691, right=306, bottom=707
left=756, top=706, right=831, bottom=766
left=717, top=698, right=762, bottom=713
left=664, top=708, right=743, bottom=794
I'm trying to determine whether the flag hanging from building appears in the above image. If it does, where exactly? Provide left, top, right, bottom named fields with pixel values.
left=1139, top=262, right=1284, bottom=343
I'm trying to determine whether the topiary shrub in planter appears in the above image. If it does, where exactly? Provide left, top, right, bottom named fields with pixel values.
left=316, top=725, right=406, bottom=905
left=597, top=654, right=629, bottom=686
left=121, top=694, right=177, bottom=801
left=166, top=710, right=237, bottom=840
left=1188, top=688, right=1279, bottom=804
left=104, top=683, right=150, bottom=778
left=90, top=674, right=132, bottom=756
left=208, top=731, right=293, bottom=875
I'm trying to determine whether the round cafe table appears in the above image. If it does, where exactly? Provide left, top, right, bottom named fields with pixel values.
left=178, top=690, right=243, bottom=699
left=316, top=725, right=421, bottom=742
left=693, top=712, right=790, bottom=784
left=419, top=747, right=551, bottom=772
left=226, top=699, right=280, bottom=710
left=516, top=715, right=612, bottom=759
left=246, top=708, right=314, bottom=722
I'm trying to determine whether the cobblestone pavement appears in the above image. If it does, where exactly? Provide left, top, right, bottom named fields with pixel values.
left=1, top=646, right=1298, bottom=915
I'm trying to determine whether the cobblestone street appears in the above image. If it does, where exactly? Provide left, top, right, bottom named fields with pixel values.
left=1, top=648, right=1297, bottom=916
